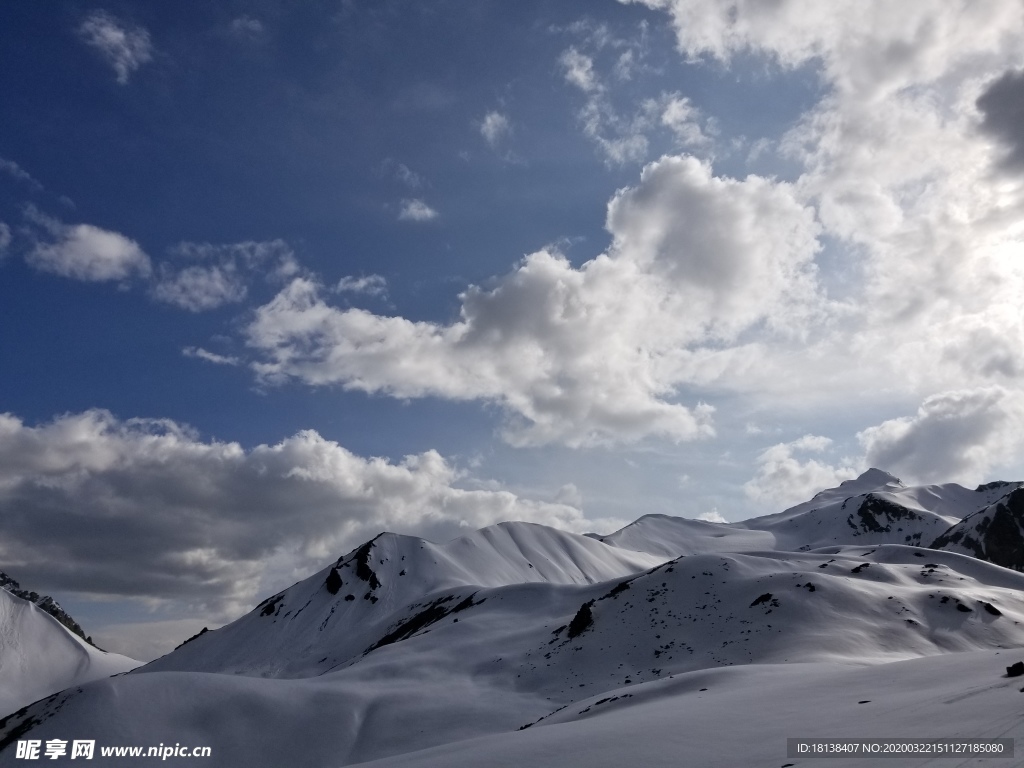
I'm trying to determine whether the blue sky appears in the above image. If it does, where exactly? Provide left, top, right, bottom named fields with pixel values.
left=3, top=0, right=1024, bottom=660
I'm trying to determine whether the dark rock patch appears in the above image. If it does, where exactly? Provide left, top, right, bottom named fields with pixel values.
left=325, top=567, right=343, bottom=595
left=567, top=600, right=595, bottom=639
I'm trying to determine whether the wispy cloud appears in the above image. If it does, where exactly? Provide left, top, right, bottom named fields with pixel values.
left=152, top=239, right=298, bottom=312
left=336, top=274, right=387, bottom=296
left=78, top=11, right=153, bottom=85
left=0, top=157, right=43, bottom=192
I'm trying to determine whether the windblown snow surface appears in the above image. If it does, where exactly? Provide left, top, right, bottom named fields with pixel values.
left=0, top=589, right=138, bottom=718
left=4, top=470, right=1024, bottom=766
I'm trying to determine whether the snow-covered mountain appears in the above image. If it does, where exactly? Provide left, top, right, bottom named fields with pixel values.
left=144, top=522, right=665, bottom=678
left=932, top=486, right=1024, bottom=571
left=0, top=571, right=92, bottom=645
left=4, top=469, right=1024, bottom=766
left=0, top=589, right=138, bottom=719
left=599, top=468, right=1020, bottom=557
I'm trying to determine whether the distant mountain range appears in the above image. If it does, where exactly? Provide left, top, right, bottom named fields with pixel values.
left=3, top=469, right=1024, bottom=767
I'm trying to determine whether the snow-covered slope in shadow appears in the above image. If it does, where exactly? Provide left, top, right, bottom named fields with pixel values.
left=0, top=589, right=138, bottom=718
left=354, top=650, right=1024, bottom=768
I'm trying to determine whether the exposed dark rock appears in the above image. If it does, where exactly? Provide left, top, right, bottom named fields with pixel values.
left=173, top=627, right=209, bottom=650
left=599, top=579, right=633, bottom=600
left=352, top=538, right=383, bottom=590
left=365, top=593, right=481, bottom=652
left=849, top=495, right=921, bottom=535
left=0, top=570, right=92, bottom=644
left=567, top=600, right=595, bottom=639
left=982, top=601, right=1002, bottom=616
left=259, top=594, right=285, bottom=617
left=1006, top=661, right=1024, bottom=677
left=750, top=593, right=773, bottom=607
left=932, top=488, right=1024, bottom=571
left=325, top=567, right=343, bottom=595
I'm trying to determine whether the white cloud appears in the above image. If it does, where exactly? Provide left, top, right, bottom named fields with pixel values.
left=152, top=239, right=297, bottom=311
left=26, top=217, right=151, bottom=282
left=697, top=508, right=727, bottom=523
left=560, top=47, right=602, bottom=93
left=153, top=264, right=247, bottom=311
left=0, top=222, right=10, bottom=256
left=559, top=37, right=713, bottom=165
left=857, top=388, right=1024, bottom=485
left=245, top=156, right=821, bottom=448
left=0, top=157, right=43, bottom=191
left=744, top=435, right=858, bottom=510
left=182, top=347, right=241, bottom=367
left=480, top=111, right=512, bottom=147
left=660, top=94, right=711, bottom=148
left=0, top=410, right=588, bottom=623
left=78, top=11, right=153, bottom=85
left=380, top=159, right=425, bottom=189
left=398, top=199, right=438, bottom=222
left=336, top=274, right=387, bottom=296
left=229, top=16, right=264, bottom=40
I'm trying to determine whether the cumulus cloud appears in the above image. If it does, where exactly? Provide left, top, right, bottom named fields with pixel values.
left=398, top=199, right=438, bottom=221
left=152, top=239, right=297, bottom=311
left=78, top=11, right=153, bottom=85
left=480, top=111, right=512, bottom=147
left=696, top=509, right=727, bottom=523
left=744, top=435, right=858, bottom=510
left=858, top=388, right=1024, bottom=485
left=0, top=410, right=588, bottom=623
left=25, top=214, right=151, bottom=282
left=245, top=155, right=821, bottom=447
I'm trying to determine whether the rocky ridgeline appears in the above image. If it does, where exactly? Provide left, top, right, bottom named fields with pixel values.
left=0, top=570, right=93, bottom=644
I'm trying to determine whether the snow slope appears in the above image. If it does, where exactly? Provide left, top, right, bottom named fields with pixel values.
left=143, top=521, right=665, bottom=677
left=356, top=650, right=1024, bottom=768
left=0, top=589, right=138, bottom=718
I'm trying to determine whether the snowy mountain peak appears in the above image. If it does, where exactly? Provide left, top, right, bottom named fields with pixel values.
left=835, top=467, right=904, bottom=494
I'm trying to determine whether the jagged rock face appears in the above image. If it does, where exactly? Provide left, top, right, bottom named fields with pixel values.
left=0, top=571, right=90, bottom=643
left=931, top=488, right=1024, bottom=571
left=847, top=495, right=928, bottom=544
